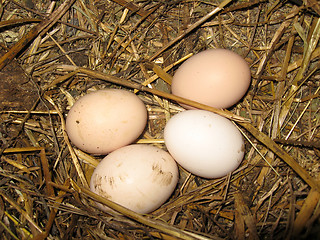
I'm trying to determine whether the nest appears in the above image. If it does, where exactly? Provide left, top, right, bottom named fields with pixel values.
left=1, top=0, right=320, bottom=239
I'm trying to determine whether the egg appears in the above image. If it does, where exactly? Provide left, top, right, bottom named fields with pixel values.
left=171, top=48, right=251, bottom=109
left=164, top=110, right=244, bottom=178
left=66, top=89, right=147, bottom=154
left=90, top=144, right=179, bottom=214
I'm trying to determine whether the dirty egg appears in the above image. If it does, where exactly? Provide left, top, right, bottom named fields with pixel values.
left=164, top=110, right=245, bottom=179
left=90, top=144, right=179, bottom=214
left=65, top=89, right=147, bottom=155
left=171, top=48, right=251, bottom=109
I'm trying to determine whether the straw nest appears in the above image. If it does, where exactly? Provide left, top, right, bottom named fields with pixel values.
left=0, top=0, right=320, bottom=239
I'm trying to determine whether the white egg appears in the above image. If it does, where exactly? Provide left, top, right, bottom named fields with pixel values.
left=90, top=144, right=179, bottom=214
left=164, top=110, right=245, bottom=178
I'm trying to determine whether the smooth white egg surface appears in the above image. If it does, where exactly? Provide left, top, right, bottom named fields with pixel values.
left=90, top=144, right=179, bottom=214
left=66, top=89, right=147, bottom=154
left=164, top=110, right=245, bottom=178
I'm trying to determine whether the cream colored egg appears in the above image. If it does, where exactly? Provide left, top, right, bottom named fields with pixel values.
left=171, top=48, right=251, bottom=109
left=90, top=144, right=179, bottom=214
left=164, top=110, right=245, bottom=178
left=66, top=89, right=147, bottom=154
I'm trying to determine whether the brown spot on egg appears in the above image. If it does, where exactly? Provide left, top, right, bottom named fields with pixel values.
left=108, top=177, right=115, bottom=188
left=135, top=202, right=143, bottom=211
left=160, top=157, right=167, bottom=162
left=237, top=143, right=245, bottom=154
left=93, top=174, right=102, bottom=189
left=93, top=174, right=111, bottom=199
left=241, top=143, right=245, bottom=152
left=151, top=163, right=173, bottom=186
left=152, top=163, right=163, bottom=174
left=118, top=174, right=126, bottom=182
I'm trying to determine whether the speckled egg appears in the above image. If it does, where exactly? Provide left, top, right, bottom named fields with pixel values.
left=66, top=89, right=147, bottom=154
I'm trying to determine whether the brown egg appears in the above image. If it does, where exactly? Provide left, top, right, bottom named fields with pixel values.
left=171, top=49, right=251, bottom=109
left=66, top=89, right=147, bottom=154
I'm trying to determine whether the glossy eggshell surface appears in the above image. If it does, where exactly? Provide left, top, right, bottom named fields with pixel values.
left=66, top=89, right=147, bottom=154
left=164, top=110, right=244, bottom=178
left=171, top=49, right=251, bottom=109
left=90, top=144, right=179, bottom=214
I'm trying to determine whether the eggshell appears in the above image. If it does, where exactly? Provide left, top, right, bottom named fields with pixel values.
left=90, top=144, right=179, bottom=214
left=171, top=48, right=251, bottom=109
left=66, top=89, right=147, bottom=154
left=164, top=110, right=244, bottom=178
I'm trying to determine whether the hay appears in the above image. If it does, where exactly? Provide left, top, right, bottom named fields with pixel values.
left=0, top=0, right=320, bottom=239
